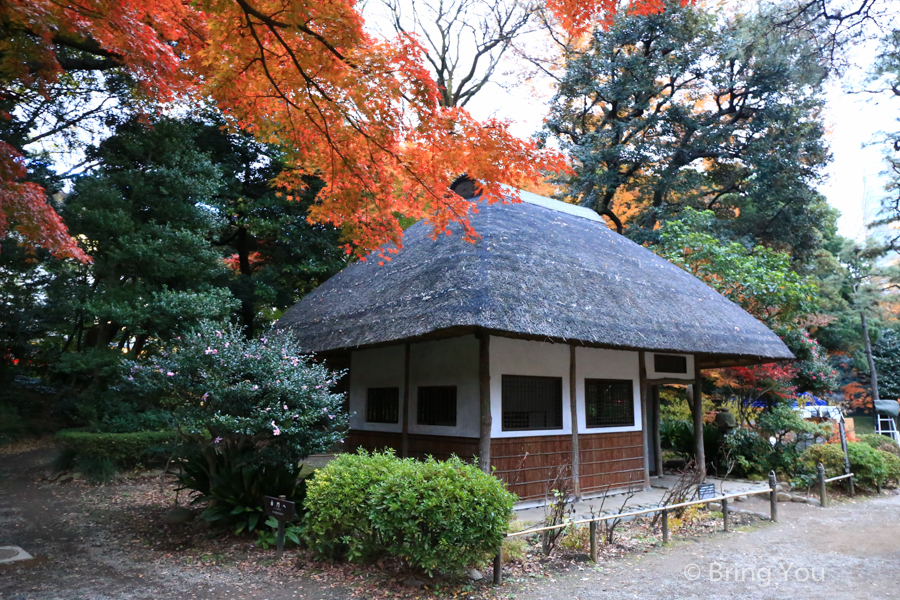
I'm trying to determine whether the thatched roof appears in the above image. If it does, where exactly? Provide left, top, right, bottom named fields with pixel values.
left=278, top=189, right=793, bottom=367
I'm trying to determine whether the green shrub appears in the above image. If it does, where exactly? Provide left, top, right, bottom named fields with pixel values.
left=660, top=419, right=719, bottom=461
left=370, top=456, right=516, bottom=576
left=303, top=450, right=516, bottom=576
left=723, top=427, right=772, bottom=478
left=801, top=442, right=893, bottom=489
left=882, top=451, right=900, bottom=485
left=303, top=450, right=399, bottom=561
left=858, top=433, right=900, bottom=456
left=55, top=429, right=175, bottom=464
left=176, top=446, right=309, bottom=534
left=0, top=403, right=28, bottom=445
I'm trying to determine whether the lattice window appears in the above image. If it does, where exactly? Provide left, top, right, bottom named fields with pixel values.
left=654, top=354, right=688, bottom=374
left=366, top=387, right=399, bottom=423
left=585, top=379, right=634, bottom=428
left=501, top=375, right=563, bottom=431
left=417, top=386, right=457, bottom=427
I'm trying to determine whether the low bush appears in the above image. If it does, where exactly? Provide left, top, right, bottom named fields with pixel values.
left=0, top=403, right=29, bottom=445
left=660, top=419, right=719, bottom=462
left=176, top=446, right=309, bottom=534
left=723, top=428, right=772, bottom=478
left=801, top=442, right=898, bottom=489
left=858, top=433, right=900, bottom=457
left=303, top=450, right=516, bottom=576
left=54, top=429, right=176, bottom=481
left=303, top=450, right=398, bottom=561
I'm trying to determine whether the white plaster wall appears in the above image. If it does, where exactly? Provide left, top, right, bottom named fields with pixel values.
left=575, top=347, right=642, bottom=433
left=490, top=337, right=572, bottom=438
left=409, top=335, right=479, bottom=437
left=646, top=352, right=695, bottom=380
left=349, top=336, right=480, bottom=437
left=349, top=345, right=405, bottom=433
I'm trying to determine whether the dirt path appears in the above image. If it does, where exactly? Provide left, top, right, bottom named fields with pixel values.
left=0, top=447, right=350, bottom=600
left=4, top=445, right=900, bottom=600
left=510, top=493, right=900, bottom=600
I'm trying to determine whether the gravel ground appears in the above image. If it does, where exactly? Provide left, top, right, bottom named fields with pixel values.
left=3, top=444, right=899, bottom=600
left=508, top=492, right=900, bottom=600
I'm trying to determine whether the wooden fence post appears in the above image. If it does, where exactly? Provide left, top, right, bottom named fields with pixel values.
left=769, top=471, right=778, bottom=523
left=589, top=521, right=598, bottom=562
left=661, top=509, right=669, bottom=543
left=722, top=498, right=730, bottom=532
left=493, top=549, right=502, bottom=585
left=817, top=462, right=827, bottom=508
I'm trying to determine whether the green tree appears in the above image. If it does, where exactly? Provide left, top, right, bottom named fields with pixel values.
left=655, top=209, right=819, bottom=326
left=188, top=117, right=346, bottom=338
left=541, top=1, right=831, bottom=262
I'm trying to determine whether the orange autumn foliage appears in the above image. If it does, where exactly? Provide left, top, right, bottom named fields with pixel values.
left=841, top=381, right=872, bottom=413
left=2, top=0, right=671, bottom=260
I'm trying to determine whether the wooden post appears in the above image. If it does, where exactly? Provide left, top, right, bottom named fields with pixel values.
left=691, top=363, right=706, bottom=478
left=401, top=342, right=410, bottom=458
left=479, top=333, right=492, bottom=473
left=848, top=473, right=855, bottom=497
left=589, top=521, right=598, bottom=562
left=652, top=385, right=663, bottom=476
left=639, top=351, right=650, bottom=489
left=661, top=509, right=669, bottom=543
left=493, top=549, right=502, bottom=585
left=722, top=498, right=730, bottom=533
left=839, top=419, right=853, bottom=496
left=817, top=462, right=827, bottom=508
left=769, top=471, right=778, bottom=523
left=276, top=494, right=286, bottom=560
left=570, top=345, right=581, bottom=499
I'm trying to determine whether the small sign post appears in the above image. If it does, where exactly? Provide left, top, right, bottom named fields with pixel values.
left=697, top=482, right=716, bottom=501
left=263, top=495, right=296, bottom=560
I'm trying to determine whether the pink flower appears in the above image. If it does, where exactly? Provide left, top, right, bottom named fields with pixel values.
left=271, top=421, right=281, bottom=436
left=284, top=405, right=288, bottom=410
left=201, top=393, right=209, bottom=401
left=252, top=385, right=259, bottom=391
left=167, top=372, right=175, bottom=377
left=214, top=436, right=222, bottom=444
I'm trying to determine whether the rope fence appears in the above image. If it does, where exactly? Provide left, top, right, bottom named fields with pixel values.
left=492, top=467, right=856, bottom=585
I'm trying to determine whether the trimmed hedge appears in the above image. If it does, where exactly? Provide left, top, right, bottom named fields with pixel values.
left=303, top=450, right=516, bottom=576
left=858, top=433, right=900, bottom=457
left=801, top=442, right=900, bottom=489
left=55, top=429, right=176, bottom=467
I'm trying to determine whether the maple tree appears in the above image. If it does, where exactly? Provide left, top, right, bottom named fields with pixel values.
left=3, top=0, right=675, bottom=261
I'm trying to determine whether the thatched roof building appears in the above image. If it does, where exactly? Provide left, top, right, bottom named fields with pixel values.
left=279, top=188, right=793, bottom=502
left=279, top=189, right=792, bottom=367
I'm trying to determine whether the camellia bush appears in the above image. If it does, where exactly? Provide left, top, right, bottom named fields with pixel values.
left=127, top=320, right=347, bottom=530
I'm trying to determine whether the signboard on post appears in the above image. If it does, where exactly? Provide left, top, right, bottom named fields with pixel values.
left=262, top=495, right=296, bottom=559
left=697, top=483, right=716, bottom=500
left=263, top=496, right=296, bottom=521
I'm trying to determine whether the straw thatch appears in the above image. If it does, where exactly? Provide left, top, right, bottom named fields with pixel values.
left=278, top=189, right=793, bottom=366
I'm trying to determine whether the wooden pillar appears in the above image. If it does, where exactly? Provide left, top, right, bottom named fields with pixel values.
left=478, top=333, right=492, bottom=473
left=401, top=342, right=411, bottom=458
left=652, top=385, right=663, bottom=476
left=639, top=351, right=650, bottom=490
left=569, top=345, right=581, bottom=499
left=692, top=362, right=706, bottom=478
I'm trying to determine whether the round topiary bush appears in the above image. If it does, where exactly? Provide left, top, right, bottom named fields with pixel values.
left=303, top=450, right=400, bottom=561
left=370, top=455, right=516, bottom=576
left=303, top=450, right=516, bottom=575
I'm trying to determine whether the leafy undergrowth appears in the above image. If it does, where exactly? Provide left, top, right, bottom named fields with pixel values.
left=51, top=472, right=772, bottom=600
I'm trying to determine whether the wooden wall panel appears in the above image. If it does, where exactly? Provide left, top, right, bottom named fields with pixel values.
left=346, top=430, right=644, bottom=503
left=578, top=431, right=645, bottom=494
left=345, top=430, right=479, bottom=461
left=490, top=435, right=574, bottom=501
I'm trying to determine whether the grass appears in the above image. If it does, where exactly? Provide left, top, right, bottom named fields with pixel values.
left=848, top=412, right=875, bottom=436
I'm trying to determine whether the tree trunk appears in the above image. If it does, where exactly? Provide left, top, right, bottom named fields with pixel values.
left=236, top=226, right=255, bottom=338
left=861, top=311, right=881, bottom=403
